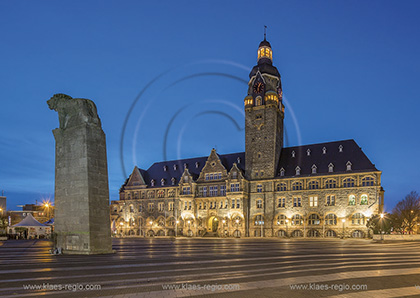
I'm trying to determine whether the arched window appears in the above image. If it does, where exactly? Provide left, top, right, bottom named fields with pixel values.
left=277, top=183, right=286, bottom=191
left=360, top=194, right=368, bottom=205
left=325, top=214, right=337, bottom=225
left=254, top=215, right=264, bottom=226
left=308, top=214, right=320, bottom=225
left=343, top=178, right=355, bottom=188
left=325, top=179, right=336, bottom=189
left=308, top=181, right=319, bottom=190
left=276, top=214, right=287, bottom=225
left=291, top=214, right=303, bottom=225
left=256, top=96, right=262, bottom=106
left=157, top=190, right=165, bottom=198
left=292, top=182, right=303, bottom=191
left=348, top=195, right=356, bottom=206
left=352, top=213, right=365, bottom=225
left=362, top=177, right=374, bottom=186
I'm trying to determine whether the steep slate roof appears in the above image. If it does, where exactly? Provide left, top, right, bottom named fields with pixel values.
left=278, top=139, right=377, bottom=177
left=138, top=152, right=245, bottom=188
left=127, top=139, right=377, bottom=188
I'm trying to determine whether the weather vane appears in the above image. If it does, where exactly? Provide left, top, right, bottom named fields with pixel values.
left=264, top=25, right=267, bottom=40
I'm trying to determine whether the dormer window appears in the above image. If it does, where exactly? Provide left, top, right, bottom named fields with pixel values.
left=173, top=164, right=178, bottom=171
left=307, top=149, right=311, bottom=156
left=151, top=179, right=155, bottom=187
left=237, top=157, right=241, bottom=164
left=295, top=166, right=301, bottom=176
left=311, top=164, right=317, bottom=174
left=339, top=145, right=343, bottom=152
left=163, top=165, right=168, bottom=172
left=291, top=151, right=295, bottom=158
left=171, top=177, right=176, bottom=185
left=184, top=163, right=188, bottom=169
left=323, top=147, right=327, bottom=154
left=346, top=161, right=352, bottom=171
left=195, top=162, right=199, bottom=168
left=161, top=179, right=165, bottom=186
left=280, top=168, right=285, bottom=177
left=328, top=163, right=334, bottom=173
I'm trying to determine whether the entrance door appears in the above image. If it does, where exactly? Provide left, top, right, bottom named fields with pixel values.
left=208, top=217, right=219, bottom=232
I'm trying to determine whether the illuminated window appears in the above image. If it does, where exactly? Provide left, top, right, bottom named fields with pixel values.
left=309, top=196, right=318, bottom=207
left=325, top=179, right=336, bottom=189
left=157, top=190, right=165, bottom=198
left=360, top=194, right=368, bottom=205
left=348, top=195, right=356, bottom=206
left=254, top=215, right=264, bottom=226
left=256, top=97, right=262, bottom=106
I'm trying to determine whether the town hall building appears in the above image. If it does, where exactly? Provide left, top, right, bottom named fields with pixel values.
left=111, top=38, right=384, bottom=238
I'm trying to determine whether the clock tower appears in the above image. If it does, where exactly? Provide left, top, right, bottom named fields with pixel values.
left=245, top=38, right=284, bottom=180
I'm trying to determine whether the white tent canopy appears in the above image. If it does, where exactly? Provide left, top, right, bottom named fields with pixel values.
left=13, top=213, right=45, bottom=227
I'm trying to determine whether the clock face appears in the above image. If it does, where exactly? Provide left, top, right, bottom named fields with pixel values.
left=253, top=82, right=264, bottom=94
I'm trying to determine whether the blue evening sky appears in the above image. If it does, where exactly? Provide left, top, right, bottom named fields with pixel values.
left=1, top=0, right=419, bottom=212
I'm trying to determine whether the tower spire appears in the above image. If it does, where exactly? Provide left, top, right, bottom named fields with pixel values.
left=264, top=25, right=267, bottom=40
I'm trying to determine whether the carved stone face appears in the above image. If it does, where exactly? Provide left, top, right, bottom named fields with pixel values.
left=47, top=97, right=57, bottom=110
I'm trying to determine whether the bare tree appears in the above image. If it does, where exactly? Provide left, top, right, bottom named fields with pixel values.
left=392, top=191, right=420, bottom=233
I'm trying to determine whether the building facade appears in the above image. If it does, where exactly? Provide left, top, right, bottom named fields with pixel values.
left=111, top=38, right=384, bottom=238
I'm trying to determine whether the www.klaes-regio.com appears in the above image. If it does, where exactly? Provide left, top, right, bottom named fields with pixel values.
left=162, top=283, right=240, bottom=292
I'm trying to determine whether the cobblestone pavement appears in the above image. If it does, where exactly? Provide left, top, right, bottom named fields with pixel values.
left=0, top=238, right=419, bottom=297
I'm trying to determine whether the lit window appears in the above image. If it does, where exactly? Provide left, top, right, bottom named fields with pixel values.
left=348, top=195, right=356, bottom=206
left=360, top=194, right=368, bottom=205
left=254, top=215, right=264, bottom=226
left=157, top=190, right=165, bottom=198
left=309, top=196, right=318, bottom=207
left=277, top=214, right=287, bottom=225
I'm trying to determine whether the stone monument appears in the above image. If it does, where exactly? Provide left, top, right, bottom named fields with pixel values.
left=48, top=93, right=112, bottom=254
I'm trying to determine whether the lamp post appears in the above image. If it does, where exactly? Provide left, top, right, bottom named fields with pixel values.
left=380, top=213, right=384, bottom=240
left=341, top=219, right=346, bottom=239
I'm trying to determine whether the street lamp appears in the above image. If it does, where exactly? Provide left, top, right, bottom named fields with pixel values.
left=380, top=213, right=384, bottom=240
left=342, top=219, right=346, bottom=238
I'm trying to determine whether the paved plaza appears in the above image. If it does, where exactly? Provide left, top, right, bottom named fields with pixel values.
left=0, top=238, right=419, bottom=297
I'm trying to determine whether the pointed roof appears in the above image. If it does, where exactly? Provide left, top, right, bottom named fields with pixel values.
left=13, top=213, right=45, bottom=227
